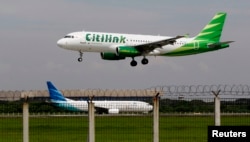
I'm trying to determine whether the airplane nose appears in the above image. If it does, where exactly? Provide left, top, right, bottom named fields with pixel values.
left=57, top=39, right=64, bottom=48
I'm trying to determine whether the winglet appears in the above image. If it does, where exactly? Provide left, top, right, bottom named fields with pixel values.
left=46, top=81, right=66, bottom=101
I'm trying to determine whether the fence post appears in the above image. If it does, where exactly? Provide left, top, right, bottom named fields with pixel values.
left=212, top=90, right=221, bottom=126
left=88, top=97, right=95, bottom=142
left=153, top=93, right=160, bottom=142
left=21, top=92, right=30, bottom=142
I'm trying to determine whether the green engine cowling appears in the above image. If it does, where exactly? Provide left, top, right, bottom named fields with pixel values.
left=101, top=46, right=141, bottom=60
left=116, top=46, right=141, bottom=57
left=100, top=52, right=126, bottom=60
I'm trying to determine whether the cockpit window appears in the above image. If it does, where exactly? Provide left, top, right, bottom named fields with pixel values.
left=64, top=35, right=74, bottom=38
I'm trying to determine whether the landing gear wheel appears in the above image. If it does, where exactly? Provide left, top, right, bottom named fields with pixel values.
left=141, top=58, right=148, bottom=65
left=78, top=57, right=83, bottom=62
left=78, top=51, right=83, bottom=62
left=130, top=60, right=137, bottom=67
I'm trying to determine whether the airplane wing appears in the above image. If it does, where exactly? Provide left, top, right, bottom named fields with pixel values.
left=135, top=36, right=184, bottom=54
left=94, top=106, right=109, bottom=114
left=94, top=104, right=121, bottom=114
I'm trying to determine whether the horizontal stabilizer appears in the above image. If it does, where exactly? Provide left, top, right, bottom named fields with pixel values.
left=208, top=41, right=234, bottom=48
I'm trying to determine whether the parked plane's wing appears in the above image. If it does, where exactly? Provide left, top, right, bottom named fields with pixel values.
left=94, top=106, right=109, bottom=114
left=135, top=35, right=185, bottom=53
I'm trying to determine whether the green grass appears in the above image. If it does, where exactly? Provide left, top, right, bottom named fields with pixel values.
left=0, top=115, right=250, bottom=142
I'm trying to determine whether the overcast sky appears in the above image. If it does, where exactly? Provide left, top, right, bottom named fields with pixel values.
left=0, top=0, right=250, bottom=90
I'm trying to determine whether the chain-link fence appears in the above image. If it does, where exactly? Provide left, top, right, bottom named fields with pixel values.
left=0, top=85, right=250, bottom=142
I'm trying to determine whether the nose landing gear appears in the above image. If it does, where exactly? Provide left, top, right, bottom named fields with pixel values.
left=78, top=51, right=83, bottom=62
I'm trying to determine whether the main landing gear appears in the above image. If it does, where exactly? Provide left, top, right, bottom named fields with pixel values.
left=130, top=57, right=149, bottom=67
left=141, top=58, right=149, bottom=65
left=77, top=51, right=83, bottom=62
left=130, top=58, right=137, bottom=67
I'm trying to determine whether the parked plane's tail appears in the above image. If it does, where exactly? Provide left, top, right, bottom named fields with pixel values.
left=194, top=12, right=227, bottom=42
left=47, top=81, right=66, bottom=101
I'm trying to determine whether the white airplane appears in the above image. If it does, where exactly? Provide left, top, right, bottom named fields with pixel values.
left=47, top=81, right=153, bottom=114
left=57, top=12, right=233, bottom=67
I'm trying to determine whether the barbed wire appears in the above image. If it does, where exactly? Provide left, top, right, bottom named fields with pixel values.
left=0, top=89, right=157, bottom=101
left=1, top=85, right=250, bottom=101
left=148, top=84, right=250, bottom=96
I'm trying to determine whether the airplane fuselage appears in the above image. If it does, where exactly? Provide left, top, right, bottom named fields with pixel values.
left=57, top=31, right=193, bottom=55
left=52, top=99, right=153, bottom=114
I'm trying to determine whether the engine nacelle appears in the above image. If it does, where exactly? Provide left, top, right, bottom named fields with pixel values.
left=101, top=46, right=141, bottom=60
left=116, top=46, right=141, bottom=57
left=108, top=109, right=119, bottom=114
left=100, top=52, right=126, bottom=60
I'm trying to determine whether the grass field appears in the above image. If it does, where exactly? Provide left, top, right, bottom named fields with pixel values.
left=0, top=115, right=250, bottom=142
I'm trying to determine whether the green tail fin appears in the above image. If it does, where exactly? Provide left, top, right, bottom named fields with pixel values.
left=194, top=12, right=227, bottom=42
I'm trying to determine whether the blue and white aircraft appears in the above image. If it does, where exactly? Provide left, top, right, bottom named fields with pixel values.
left=47, top=81, right=153, bottom=114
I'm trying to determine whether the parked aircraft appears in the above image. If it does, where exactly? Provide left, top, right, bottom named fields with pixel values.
left=57, top=12, right=233, bottom=67
left=47, top=81, right=153, bottom=114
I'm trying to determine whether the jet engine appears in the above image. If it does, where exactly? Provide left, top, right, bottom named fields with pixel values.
left=116, top=46, right=141, bottom=57
left=100, top=46, right=141, bottom=60
left=100, top=52, right=126, bottom=60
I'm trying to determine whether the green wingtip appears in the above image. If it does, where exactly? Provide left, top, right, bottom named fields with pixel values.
left=194, top=12, right=227, bottom=42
